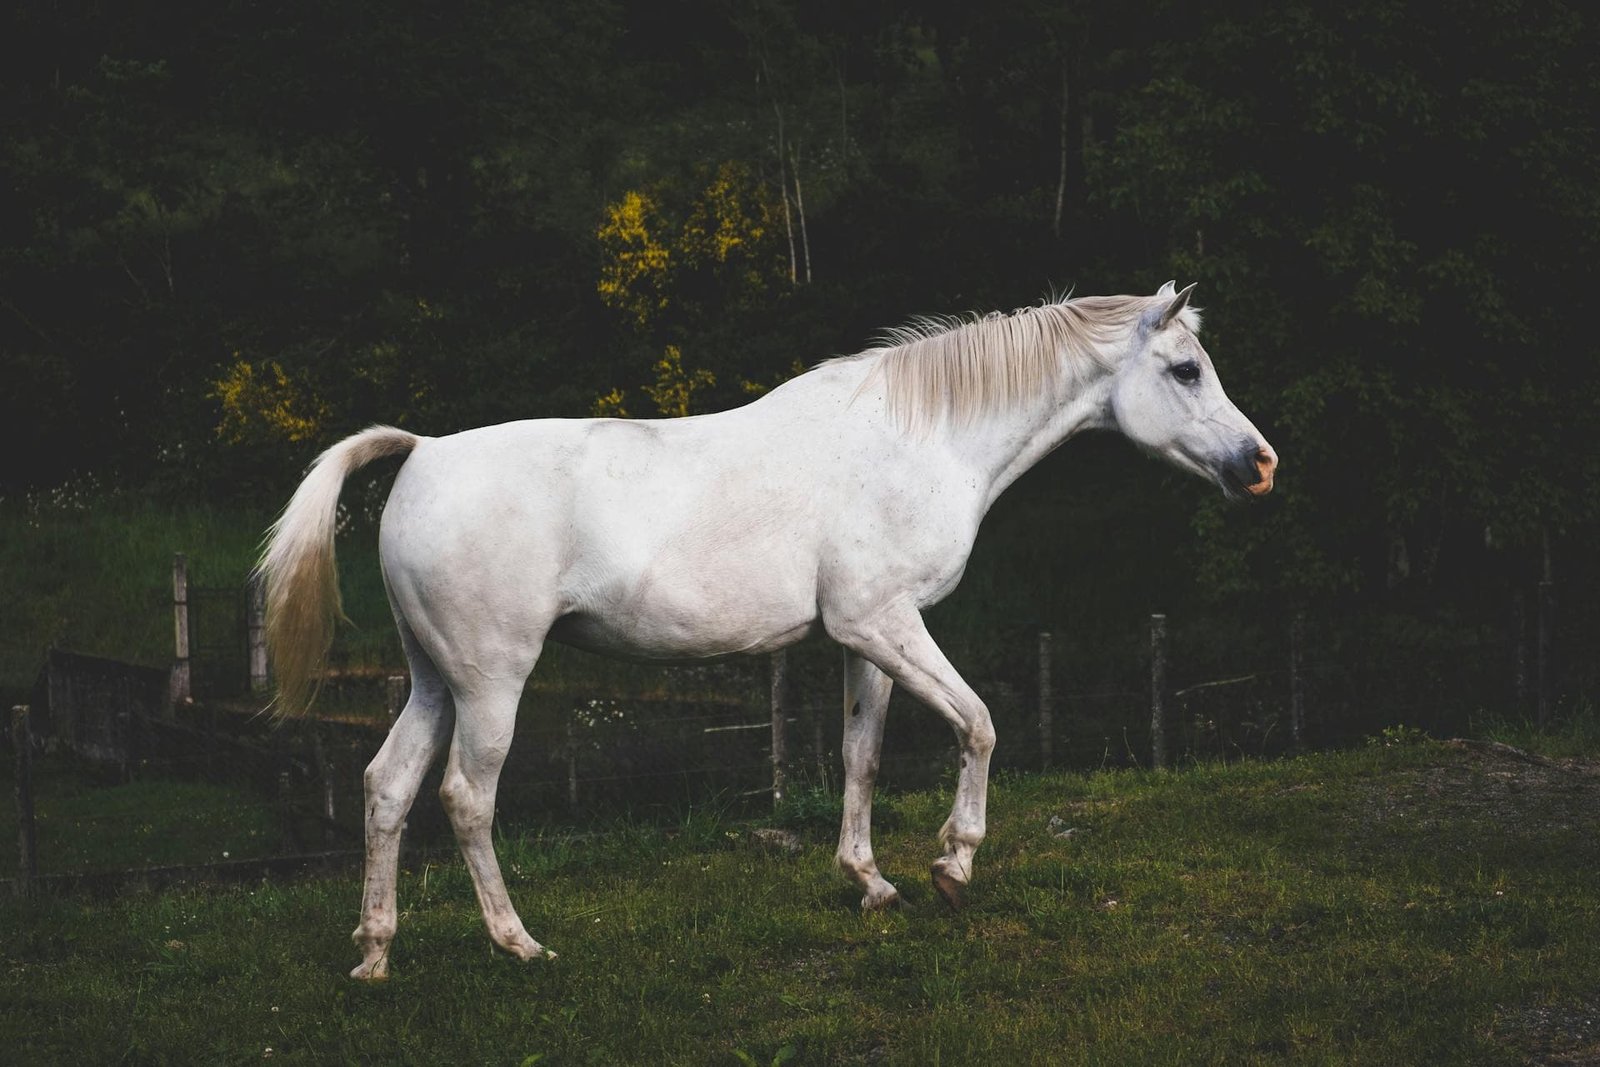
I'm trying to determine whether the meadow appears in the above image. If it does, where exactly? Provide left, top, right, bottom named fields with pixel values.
left=4, top=733, right=1597, bottom=1065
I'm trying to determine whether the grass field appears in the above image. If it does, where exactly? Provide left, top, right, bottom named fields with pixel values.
left=4, top=737, right=1598, bottom=1065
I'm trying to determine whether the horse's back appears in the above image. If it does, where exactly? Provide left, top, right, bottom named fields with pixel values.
left=376, top=405, right=845, bottom=662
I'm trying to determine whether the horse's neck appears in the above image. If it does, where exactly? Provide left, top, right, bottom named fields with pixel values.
left=950, top=364, right=1117, bottom=513
left=794, top=344, right=1117, bottom=510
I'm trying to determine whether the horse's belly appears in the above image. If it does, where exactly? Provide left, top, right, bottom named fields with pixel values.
left=548, top=594, right=818, bottom=662
left=551, top=536, right=820, bottom=661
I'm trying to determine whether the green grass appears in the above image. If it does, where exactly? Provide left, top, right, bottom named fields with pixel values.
left=0, top=753, right=288, bottom=877
left=0, top=496, right=286, bottom=700
left=4, top=741, right=1597, bottom=1064
left=1481, top=706, right=1600, bottom=760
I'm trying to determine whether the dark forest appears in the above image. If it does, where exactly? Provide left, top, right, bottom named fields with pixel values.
left=4, top=0, right=1596, bottom=712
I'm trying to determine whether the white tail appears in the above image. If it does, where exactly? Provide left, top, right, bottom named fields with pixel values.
left=256, top=425, right=421, bottom=718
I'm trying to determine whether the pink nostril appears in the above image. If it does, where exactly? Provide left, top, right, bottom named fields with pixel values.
left=1250, top=444, right=1277, bottom=495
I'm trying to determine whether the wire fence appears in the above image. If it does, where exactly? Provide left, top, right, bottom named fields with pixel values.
left=6, top=563, right=1591, bottom=894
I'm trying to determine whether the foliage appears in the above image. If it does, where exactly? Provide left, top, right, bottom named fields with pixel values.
left=643, top=345, right=717, bottom=418
left=2, top=0, right=1597, bottom=644
left=211, top=356, right=328, bottom=445
left=1367, top=724, right=1430, bottom=749
left=596, top=188, right=674, bottom=328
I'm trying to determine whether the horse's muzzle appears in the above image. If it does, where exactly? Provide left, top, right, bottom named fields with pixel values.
left=1224, top=442, right=1277, bottom=499
left=1247, top=442, right=1277, bottom=496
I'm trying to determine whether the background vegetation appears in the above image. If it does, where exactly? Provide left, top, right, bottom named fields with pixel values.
left=3, top=1, right=1596, bottom=711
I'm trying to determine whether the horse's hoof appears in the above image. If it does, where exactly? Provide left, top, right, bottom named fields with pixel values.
left=350, top=956, right=390, bottom=981
left=499, top=935, right=557, bottom=963
left=930, top=862, right=966, bottom=910
left=861, top=885, right=901, bottom=912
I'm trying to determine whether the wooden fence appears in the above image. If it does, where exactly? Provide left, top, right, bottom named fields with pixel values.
left=3, top=546, right=1574, bottom=896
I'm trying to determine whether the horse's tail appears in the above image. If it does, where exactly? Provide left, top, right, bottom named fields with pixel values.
left=257, top=425, right=421, bottom=719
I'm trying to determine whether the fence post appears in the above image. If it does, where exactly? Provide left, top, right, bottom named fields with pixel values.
left=811, top=698, right=827, bottom=793
left=386, top=675, right=409, bottom=722
left=116, top=710, right=135, bottom=784
left=770, top=650, right=789, bottom=807
left=1510, top=588, right=1528, bottom=717
left=323, top=754, right=337, bottom=844
left=1037, top=631, right=1054, bottom=769
left=1150, top=614, right=1168, bottom=770
left=13, top=706, right=39, bottom=898
left=1289, top=612, right=1306, bottom=753
left=277, top=768, right=296, bottom=851
left=1537, top=579, right=1554, bottom=729
left=169, top=553, right=190, bottom=714
left=310, top=728, right=336, bottom=844
left=565, top=710, right=580, bottom=811
left=247, top=573, right=269, bottom=692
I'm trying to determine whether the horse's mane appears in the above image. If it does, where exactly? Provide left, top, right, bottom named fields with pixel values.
left=842, top=294, right=1201, bottom=433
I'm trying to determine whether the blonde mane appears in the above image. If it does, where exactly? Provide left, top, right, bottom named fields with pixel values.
left=849, top=294, right=1200, bottom=432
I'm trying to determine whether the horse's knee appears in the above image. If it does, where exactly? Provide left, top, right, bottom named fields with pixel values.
left=969, top=717, right=996, bottom=756
left=958, top=703, right=995, bottom=757
left=363, top=765, right=413, bottom=836
left=439, top=774, right=493, bottom=831
left=437, top=773, right=468, bottom=813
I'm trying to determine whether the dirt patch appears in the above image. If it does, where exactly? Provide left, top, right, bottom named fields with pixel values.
left=1491, top=999, right=1600, bottom=1066
left=1353, top=743, right=1600, bottom=836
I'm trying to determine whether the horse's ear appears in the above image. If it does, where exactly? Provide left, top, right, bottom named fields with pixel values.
left=1158, top=282, right=1198, bottom=329
left=1156, top=280, right=1177, bottom=298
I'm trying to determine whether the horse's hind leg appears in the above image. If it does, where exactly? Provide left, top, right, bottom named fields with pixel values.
left=837, top=650, right=899, bottom=910
left=830, top=602, right=995, bottom=909
left=439, top=668, right=553, bottom=962
left=351, top=625, right=454, bottom=980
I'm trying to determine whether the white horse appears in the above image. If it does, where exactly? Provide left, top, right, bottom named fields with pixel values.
left=260, top=282, right=1276, bottom=979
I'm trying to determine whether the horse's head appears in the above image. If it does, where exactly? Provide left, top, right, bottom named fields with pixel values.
left=1108, top=282, right=1277, bottom=501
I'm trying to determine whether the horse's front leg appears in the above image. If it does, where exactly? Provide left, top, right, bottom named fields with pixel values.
left=837, top=650, right=898, bottom=910
left=831, top=600, right=995, bottom=909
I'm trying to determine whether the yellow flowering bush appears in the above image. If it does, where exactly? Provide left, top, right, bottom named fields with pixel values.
left=643, top=345, right=715, bottom=418
left=211, top=355, right=328, bottom=444
left=596, top=189, right=672, bottom=328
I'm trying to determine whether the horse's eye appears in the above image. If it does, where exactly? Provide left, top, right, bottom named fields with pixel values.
left=1172, top=361, right=1201, bottom=383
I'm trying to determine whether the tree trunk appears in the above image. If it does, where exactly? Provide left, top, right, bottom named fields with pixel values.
left=792, top=143, right=812, bottom=284
left=1053, top=58, right=1068, bottom=238
left=774, top=103, right=798, bottom=287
